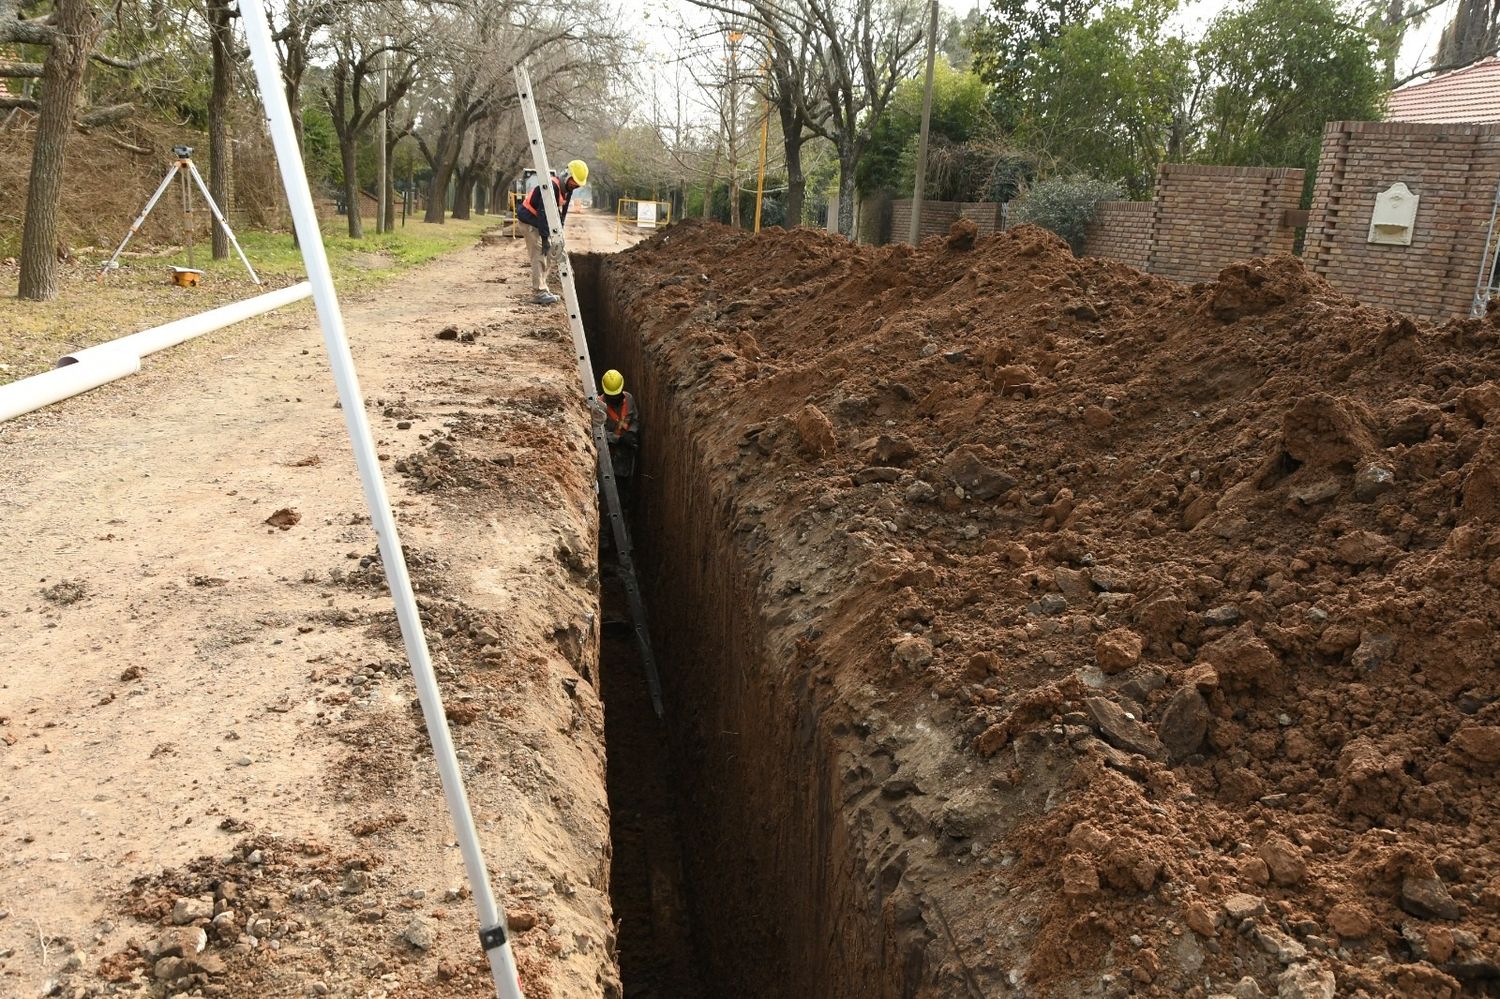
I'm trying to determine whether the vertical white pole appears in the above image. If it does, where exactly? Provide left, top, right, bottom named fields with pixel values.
left=238, top=2, right=524, bottom=997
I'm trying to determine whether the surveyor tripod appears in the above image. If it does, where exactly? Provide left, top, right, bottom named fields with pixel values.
left=100, top=148, right=261, bottom=284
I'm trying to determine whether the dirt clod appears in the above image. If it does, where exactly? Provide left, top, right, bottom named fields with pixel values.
left=40, top=580, right=86, bottom=604
left=264, top=507, right=300, bottom=530
left=1094, top=627, right=1143, bottom=674
left=794, top=404, right=836, bottom=458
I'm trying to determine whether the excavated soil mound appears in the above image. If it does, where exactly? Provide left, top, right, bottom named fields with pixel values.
left=599, top=219, right=1500, bottom=998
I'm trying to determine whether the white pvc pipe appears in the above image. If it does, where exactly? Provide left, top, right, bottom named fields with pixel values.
left=238, top=2, right=524, bottom=997
left=0, top=351, right=142, bottom=423
left=0, top=281, right=312, bottom=425
left=61, top=282, right=311, bottom=366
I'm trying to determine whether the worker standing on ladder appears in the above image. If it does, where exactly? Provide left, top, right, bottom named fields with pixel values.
left=598, top=369, right=640, bottom=507
left=515, top=159, right=588, bottom=305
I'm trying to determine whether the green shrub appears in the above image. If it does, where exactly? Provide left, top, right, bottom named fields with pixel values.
left=1010, top=175, right=1122, bottom=253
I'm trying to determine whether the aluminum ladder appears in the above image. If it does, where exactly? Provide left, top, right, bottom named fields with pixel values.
left=513, top=63, right=666, bottom=718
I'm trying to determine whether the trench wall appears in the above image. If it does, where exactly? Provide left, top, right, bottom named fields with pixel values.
left=576, top=255, right=914, bottom=998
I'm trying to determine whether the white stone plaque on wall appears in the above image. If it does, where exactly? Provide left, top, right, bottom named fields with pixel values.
left=1368, top=182, right=1419, bottom=246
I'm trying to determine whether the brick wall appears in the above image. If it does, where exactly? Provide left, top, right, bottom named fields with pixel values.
left=1147, top=164, right=1305, bottom=283
left=1084, top=200, right=1154, bottom=270
left=890, top=200, right=1005, bottom=243
left=1303, top=120, right=1500, bottom=320
left=889, top=168, right=1302, bottom=283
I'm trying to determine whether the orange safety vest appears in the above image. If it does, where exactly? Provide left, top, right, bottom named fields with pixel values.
left=600, top=394, right=631, bottom=434
left=523, top=181, right=569, bottom=219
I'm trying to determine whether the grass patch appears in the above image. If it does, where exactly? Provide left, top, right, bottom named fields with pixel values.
left=0, top=213, right=494, bottom=383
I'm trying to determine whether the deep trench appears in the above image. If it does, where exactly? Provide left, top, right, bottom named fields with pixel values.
left=576, top=257, right=908, bottom=999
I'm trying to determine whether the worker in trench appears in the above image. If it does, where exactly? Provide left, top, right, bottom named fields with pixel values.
left=514, top=159, right=589, bottom=305
left=596, top=369, right=640, bottom=510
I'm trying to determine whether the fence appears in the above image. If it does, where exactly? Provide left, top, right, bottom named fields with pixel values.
left=1145, top=164, right=1305, bottom=283
left=887, top=165, right=1303, bottom=287
left=890, top=199, right=1007, bottom=244
left=1085, top=201, right=1153, bottom=271
left=1302, top=120, right=1500, bottom=320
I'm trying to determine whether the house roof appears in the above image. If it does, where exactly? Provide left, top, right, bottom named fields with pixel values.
left=1388, top=57, right=1500, bottom=124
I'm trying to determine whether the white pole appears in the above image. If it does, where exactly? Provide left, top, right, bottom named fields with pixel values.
left=0, top=282, right=312, bottom=423
left=60, top=282, right=311, bottom=366
left=239, top=2, right=524, bottom=997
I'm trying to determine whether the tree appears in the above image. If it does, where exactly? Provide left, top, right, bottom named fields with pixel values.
left=689, top=0, right=921, bottom=233
left=3, top=0, right=153, bottom=299
left=856, top=59, right=991, bottom=195
left=801, top=0, right=926, bottom=233
left=682, top=24, right=760, bottom=227
left=1435, top=0, right=1500, bottom=73
left=410, top=0, right=618, bottom=224
left=1017, top=0, right=1198, bottom=196
left=207, top=0, right=237, bottom=259
left=14, top=0, right=106, bottom=300
left=970, top=0, right=1093, bottom=130
left=385, top=102, right=417, bottom=230
left=760, top=19, right=825, bottom=225
left=1198, top=0, right=1384, bottom=173
left=273, top=0, right=341, bottom=160
left=595, top=123, right=677, bottom=197
left=938, top=9, right=979, bottom=69
left=324, top=16, right=421, bottom=237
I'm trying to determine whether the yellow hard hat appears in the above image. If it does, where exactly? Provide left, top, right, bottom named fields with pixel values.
left=567, top=159, right=589, bottom=186
left=601, top=369, right=624, bottom=394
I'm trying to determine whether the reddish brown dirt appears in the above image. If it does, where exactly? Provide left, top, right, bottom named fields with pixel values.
left=594, top=219, right=1500, bottom=998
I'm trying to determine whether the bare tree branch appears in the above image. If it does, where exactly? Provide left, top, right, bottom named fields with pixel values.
left=0, top=60, right=45, bottom=78
left=89, top=50, right=160, bottom=70
left=77, top=101, right=134, bottom=127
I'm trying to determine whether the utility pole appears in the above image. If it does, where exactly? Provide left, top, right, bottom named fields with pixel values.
left=727, top=30, right=743, bottom=228
left=753, top=59, right=770, bottom=233
left=376, top=39, right=388, bottom=235
left=908, top=0, right=939, bottom=244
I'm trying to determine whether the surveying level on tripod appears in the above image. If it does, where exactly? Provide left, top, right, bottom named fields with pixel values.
left=100, top=143, right=262, bottom=289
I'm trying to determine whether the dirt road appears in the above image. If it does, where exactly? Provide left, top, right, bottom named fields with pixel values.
left=0, top=212, right=634, bottom=998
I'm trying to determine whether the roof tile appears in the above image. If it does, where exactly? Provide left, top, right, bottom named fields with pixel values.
left=1388, top=57, right=1500, bottom=124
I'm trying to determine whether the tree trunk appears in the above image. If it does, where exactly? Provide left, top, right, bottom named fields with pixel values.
left=474, top=181, right=486, bottom=215
left=207, top=0, right=233, bottom=259
left=283, top=39, right=308, bottom=245
left=774, top=89, right=804, bottom=228
left=424, top=141, right=455, bottom=223
left=18, top=0, right=103, bottom=301
left=702, top=142, right=720, bottom=220
left=341, top=133, right=363, bottom=238
left=452, top=167, right=474, bottom=220
left=836, top=149, right=857, bottom=238
left=784, top=136, right=805, bottom=228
